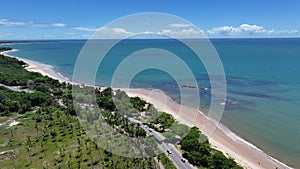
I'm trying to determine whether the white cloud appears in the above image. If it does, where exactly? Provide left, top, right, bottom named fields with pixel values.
left=169, top=23, right=192, bottom=28
left=51, top=23, right=66, bottom=27
left=66, top=32, right=76, bottom=35
left=94, top=27, right=133, bottom=38
left=158, top=28, right=204, bottom=38
left=73, top=27, right=134, bottom=38
left=109, top=27, right=132, bottom=35
left=72, top=26, right=98, bottom=32
left=38, top=34, right=54, bottom=38
left=92, top=27, right=205, bottom=39
left=207, top=24, right=299, bottom=37
left=0, top=19, right=30, bottom=26
left=207, top=24, right=267, bottom=36
left=1, top=18, right=299, bottom=39
left=273, top=30, right=299, bottom=35
left=91, top=27, right=204, bottom=39
left=0, top=18, right=67, bottom=28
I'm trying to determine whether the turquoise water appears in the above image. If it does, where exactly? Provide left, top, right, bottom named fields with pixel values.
left=6, top=38, right=300, bottom=167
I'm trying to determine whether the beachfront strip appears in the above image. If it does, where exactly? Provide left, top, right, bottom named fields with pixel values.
left=0, top=47, right=291, bottom=169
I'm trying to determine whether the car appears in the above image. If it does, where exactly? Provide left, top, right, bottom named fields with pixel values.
left=167, top=150, right=172, bottom=154
left=149, top=129, right=152, bottom=132
left=181, top=158, right=186, bottom=163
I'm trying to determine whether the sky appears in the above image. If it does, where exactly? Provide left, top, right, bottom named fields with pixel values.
left=1, top=0, right=300, bottom=40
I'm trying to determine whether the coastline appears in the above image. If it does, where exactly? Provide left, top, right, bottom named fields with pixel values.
left=123, top=89, right=291, bottom=169
left=1, top=49, right=292, bottom=169
left=0, top=49, right=72, bottom=83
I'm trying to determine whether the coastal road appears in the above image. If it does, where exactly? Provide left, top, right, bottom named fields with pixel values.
left=157, top=142, right=195, bottom=169
left=0, top=84, right=33, bottom=93
left=129, top=118, right=196, bottom=169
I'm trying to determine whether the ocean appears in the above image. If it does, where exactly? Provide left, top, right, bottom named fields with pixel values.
left=5, top=38, right=300, bottom=167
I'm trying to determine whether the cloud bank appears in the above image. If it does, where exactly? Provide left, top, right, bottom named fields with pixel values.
left=0, top=19, right=299, bottom=39
left=0, top=18, right=67, bottom=28
left=90, top=24, right=299, bottom=39
left=169, top=23, right=192, bottom=28
left=207, top=24, right=299, bottom=37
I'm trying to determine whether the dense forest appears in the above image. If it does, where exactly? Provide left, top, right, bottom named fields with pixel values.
left=0, top=47, right=242, bottom=169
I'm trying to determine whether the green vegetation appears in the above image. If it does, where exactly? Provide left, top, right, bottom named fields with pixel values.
left=152, top=112, right=175, bottom=131
left=0, top=86, right=53, bottom=115
left=162, top=122, right=190, bottom=144
left=0, top=54, right=63, bottom=92
left=181, top=127, right=243, bottom=169
left=0, top=47, right=12, bottom=52
left=157, top=153, right=177, bottom=169
left=130, top=96, right=147, bottom=111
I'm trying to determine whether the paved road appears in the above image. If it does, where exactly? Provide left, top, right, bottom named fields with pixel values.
left=158, top=142, right=195, bottom=169
left=0, top=84, right=33, bottom=93
left=129, top=118, right=196, bottom=169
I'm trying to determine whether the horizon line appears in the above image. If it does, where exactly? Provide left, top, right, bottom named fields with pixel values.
left=1, top=37, right=300, bottom=42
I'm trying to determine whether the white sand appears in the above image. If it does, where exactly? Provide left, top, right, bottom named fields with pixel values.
left=8, top=120, right=20, bottom=127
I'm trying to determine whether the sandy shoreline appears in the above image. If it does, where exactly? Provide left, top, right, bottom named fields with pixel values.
left=0, top=49, right=72, bottom=83
left=1, top=50, right=292, bottom=169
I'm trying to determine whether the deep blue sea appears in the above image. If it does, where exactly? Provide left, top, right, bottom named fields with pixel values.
left=5, top=38, right=300, bottom=167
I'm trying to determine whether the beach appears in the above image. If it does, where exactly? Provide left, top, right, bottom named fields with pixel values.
left=0, top=49, right=71, bottom=83
left=1, top=50, right=292, bottom=169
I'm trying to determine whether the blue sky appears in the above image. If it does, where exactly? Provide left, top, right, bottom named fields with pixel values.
left=1, top=0, right=300, bottom=39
